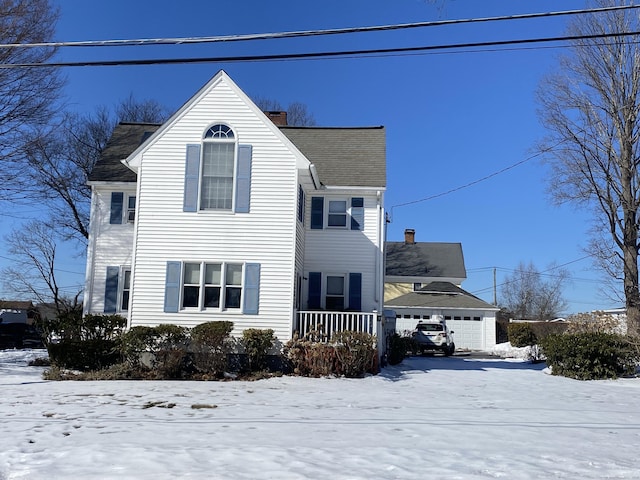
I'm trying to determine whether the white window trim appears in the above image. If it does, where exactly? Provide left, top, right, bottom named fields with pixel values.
left=119, top=266, right=131, bottom=312
left=126, top=195, right=136, bottom=224
left=180, top=261, right=245, bottom=312
left=324, top=273, right=347, bottom=310
left=325, top=198, right=348, bottom=229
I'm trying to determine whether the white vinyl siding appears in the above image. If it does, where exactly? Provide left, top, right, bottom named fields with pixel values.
left=303, top=192, right=382, bottom=314
left=84, top=186, right=136, bottom=315
left=128, top=76, right=297, bottom=339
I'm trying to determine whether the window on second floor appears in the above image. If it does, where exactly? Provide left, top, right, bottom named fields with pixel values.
left=310, top=196, right=364, bottom=230
left=183, top=125, right=252, bottom=214
left=127, top=196, right=136, bottom=223
left=201, top=125, right=236, bottom=210
left=109, top=192, right=136, bottom=225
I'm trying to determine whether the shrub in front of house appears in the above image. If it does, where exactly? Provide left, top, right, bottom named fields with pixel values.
left=386, top=333, right=409, bottom=365
left=332, top=331, right=378, bottom=377
left=46, top=313, right=126, bottom=371
left=241, top=328, right=275, bottom=372
left=284, top=331, right=378, bottom=378
left=540, top=332, right=639, bottom=380
left=119, top=324, right=190, bottom=379
left=190, top=321, right=234, bottom=377
left=507, top=323, right=537, bottom=347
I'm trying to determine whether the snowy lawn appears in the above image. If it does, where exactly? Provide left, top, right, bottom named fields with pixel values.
left=2, top=349, right=640, bottom=480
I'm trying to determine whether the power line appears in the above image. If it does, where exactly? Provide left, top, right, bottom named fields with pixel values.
left=3, top=5, right=636, bottom=49
left=3, top=29, right=640, bottom=69
left=389, top=140, right=565, bottom=217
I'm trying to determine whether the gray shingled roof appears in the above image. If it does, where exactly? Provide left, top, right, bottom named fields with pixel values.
left=385, top=282, right=498, bottom=310
left=88, top=123, right=161, bottom=182
left=280, top=126, right=386, bottom=188
left=385, top=242, right=466, bottom=278
left=89, top=123, right=386, bottom=188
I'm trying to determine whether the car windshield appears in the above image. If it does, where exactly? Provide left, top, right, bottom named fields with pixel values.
left=416, top=323, right=444, bottom=332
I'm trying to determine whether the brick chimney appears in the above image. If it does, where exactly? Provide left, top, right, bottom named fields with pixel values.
left=265, top=111, right=288, bottom=126
left=404, top=228, right=415, bottom=245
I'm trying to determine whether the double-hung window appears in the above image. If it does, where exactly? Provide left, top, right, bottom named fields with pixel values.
left=310, top=196, right=364, bottom=230
left=325, top=275, right=345, bottom=310
left=104, top=266, right=130, bottom=313
left=184, top=128, right=252, bottom=214
left=126, top=196, right=136, bottom=223
left=109, top=192, right=136, bottom=225
left=327, top=200, right=347, bottom=228
left=182, top=261, right=244, bottom=311
left=121, top=269, right=131, bottom=311
left=201, top=124, right=236, bottom=210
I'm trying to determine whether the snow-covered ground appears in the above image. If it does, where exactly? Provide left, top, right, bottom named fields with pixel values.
left=2, top=348, right=640, bottom=480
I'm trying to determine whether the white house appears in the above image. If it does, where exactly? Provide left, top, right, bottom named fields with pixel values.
left=384, top=229, right=498, bottom=351
left=83, top=70, right=387, bottom=345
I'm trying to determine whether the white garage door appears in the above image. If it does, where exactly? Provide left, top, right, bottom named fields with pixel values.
left=447, top=318, right=484, bottom=350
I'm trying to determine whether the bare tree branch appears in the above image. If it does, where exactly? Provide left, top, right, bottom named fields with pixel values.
left=538, top=0, right=640, bottom=334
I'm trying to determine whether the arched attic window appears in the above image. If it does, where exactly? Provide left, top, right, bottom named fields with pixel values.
left=201, top=124, right=236, bottom=210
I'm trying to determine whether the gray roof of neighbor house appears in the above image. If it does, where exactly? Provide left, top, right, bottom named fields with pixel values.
left=89, top=123, right=386, bottom=188
left=385, top=242, right=466, bottom=279
left=88, top=123, right=161, bottom=182
left=280, top=126, right=386, bottom=188
left=385, top=281, right=498, bottom=310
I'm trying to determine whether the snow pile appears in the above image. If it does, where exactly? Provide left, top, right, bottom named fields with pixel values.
left=487, top=341, right=536, bottom=360
left=2, top=349, right=640, bottom=479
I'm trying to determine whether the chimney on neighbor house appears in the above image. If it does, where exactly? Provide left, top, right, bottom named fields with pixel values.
left=265, top=111, right=288, bottom=126
left=404, top=228, right=415, bottom=245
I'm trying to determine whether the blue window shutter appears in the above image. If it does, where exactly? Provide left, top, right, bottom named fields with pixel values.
left=349, top=273, right=362, bottom=311
left=109, top=192, right=124, bottom=224
left=164, top=261, right=182, bottom=313
left=310, top=197, right=324, bottom=229
left=235, top=144, right=252, bottom=213
left=297, top=185, right=305, bottom=223
left=351, top=197, right=364, bottom=230
left=243, top=263, right=260, bottom=314
left=183, top=144, right=201, bottom=212
left=308, top=272, right=322, bottom=309
left=104, top=266, right=119, bottom=313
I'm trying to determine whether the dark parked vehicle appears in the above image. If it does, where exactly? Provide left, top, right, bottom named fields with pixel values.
left=0, top=323, right=44, bottom=349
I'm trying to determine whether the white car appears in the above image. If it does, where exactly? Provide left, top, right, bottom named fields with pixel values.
left=412, top=321, right=455, bottom=356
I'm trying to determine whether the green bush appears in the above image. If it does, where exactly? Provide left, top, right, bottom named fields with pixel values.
left=190, top=321, right=234, bottom=376
left=47, top=339, right=121, bottom=371
left=541, top=332, right=639, bottom=380
left=529, top=322, right=568, bottom=341
left=284, top=331, right=378, bottom=378
left=44, top=314, right=127, bottom=371
left=386, top=333, right=408, bottom=365
left=507, top=323, right=537, bottom=347
left=119, top=324, right=190, bottom=378
left=242, top=328, right=275, bottom=371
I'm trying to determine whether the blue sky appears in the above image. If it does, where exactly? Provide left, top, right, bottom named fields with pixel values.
left=2, top=0, right=617, bottom=313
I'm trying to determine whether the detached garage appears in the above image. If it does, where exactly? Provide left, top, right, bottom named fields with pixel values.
left=385, top=282, right=499, bottom=351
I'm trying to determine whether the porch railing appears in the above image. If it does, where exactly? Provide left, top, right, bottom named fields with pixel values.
left=296, top=311, right=376, bottom=342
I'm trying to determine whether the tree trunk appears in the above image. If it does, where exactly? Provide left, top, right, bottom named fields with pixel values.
left=623, top=244, right=640, bottom=336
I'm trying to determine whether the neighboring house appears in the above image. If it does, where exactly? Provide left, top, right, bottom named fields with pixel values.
left=384, top=229, right=467, bottom=302
left=384, top=229, right=498, bottom=351
left=0, top=301, right=34, bottom=324
left=84, top=70, right=387, bottom=347
left=385, top=282, right=499, bottom=351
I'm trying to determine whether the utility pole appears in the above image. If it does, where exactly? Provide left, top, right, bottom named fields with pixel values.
left=493, top=268, right=497, bottom=306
